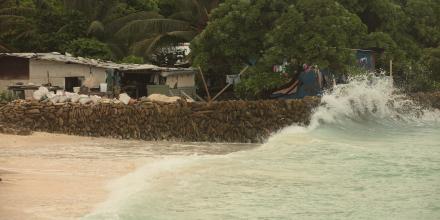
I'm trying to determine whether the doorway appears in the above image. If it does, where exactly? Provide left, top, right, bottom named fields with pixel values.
left=65, top=77, right=83, bottom=92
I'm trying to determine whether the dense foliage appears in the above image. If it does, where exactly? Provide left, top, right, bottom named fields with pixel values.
left=0, top=0, right=219, bottom=63
left=192, top=0, right=440, bottom=98
left=0, top=0, right=438, bottom=97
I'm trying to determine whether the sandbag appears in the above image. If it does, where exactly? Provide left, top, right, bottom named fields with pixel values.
left=90, top=95, right=102, bottom=104
left=32, top=87, right=49, bottom=101
left=70, top=94, right=80, bottom=103
left=79, top=97, right=92, bottom=105
left=58, top=96, right=69, bottom=103
left=146, top=94, right=181, bottom=103
left=119, top=93, right=131, bottom=105
left=50, top=95, right=60, bottom=104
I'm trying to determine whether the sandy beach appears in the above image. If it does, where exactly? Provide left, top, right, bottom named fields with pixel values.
left=0, top=133, right=141, bottom=220
left=0, top=132, right=255, bottom=220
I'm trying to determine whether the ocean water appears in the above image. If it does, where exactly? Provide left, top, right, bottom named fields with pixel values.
left=84, top=76, right=440, bottom=220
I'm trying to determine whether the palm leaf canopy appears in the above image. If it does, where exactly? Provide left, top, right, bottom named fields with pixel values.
left=130, top=31, right=197, bottom=58
left=115, top=19, right=194, bottom=41
left=0, top=15, right=29, bottom=31
left=131, top=34, right=164, bottom=56
left=105, top=11, right=163, bottom=35
left=0, top=7, right=35, bottom=16
left=0, top=43, right=11, bottom=52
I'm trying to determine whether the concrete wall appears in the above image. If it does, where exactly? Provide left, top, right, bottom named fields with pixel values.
left=29, top=60, right=107, bottom=88
left=166, top=74, right=195, bottom=88
left=0, top=59, right=107, bottom=91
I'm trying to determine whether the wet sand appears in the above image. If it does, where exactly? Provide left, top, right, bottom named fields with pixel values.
left=0, top=133, right=256, bottom=219
left=0, top=133, right=140, bottom=220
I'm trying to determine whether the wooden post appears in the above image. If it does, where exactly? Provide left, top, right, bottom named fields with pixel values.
left=194, top=93, right=207, bottom=102
left=181, top=90, right=195, bottom=102
left=211, top=66, right=249, bottom=102
left=198, top=66, right=211, bottom=101
left=211, top=84, right=232, bottom=102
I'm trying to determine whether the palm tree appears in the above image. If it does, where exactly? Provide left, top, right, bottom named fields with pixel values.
left=62, top=0, right=220, bottom=60
left=63, top=0, right=162, bottom=59
left=0, top=0, right=36, bottom=52
left=116, top=0, right=220, bottom=59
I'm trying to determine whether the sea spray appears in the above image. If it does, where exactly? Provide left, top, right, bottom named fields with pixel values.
left=310, top=74, right=439, bottom=129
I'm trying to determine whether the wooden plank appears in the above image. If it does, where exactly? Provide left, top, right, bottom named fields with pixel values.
left=211, top=66, right=249, bottom=102
left=198, top=66, right=211, bottom=101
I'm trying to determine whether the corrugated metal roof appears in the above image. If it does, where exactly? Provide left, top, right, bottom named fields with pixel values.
left=0, top=52, right=196, bottom=74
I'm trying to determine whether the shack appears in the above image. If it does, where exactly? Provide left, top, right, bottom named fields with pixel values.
left=355, top=48, right=384, bottom=71
left=0, top=52, right=196, bottom=99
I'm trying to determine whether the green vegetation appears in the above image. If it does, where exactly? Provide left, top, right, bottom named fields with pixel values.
left=0, top=0, right=219, bottom=62
left=0, top=0, right=438, bottom=97
left=192, top=0, right=440, bottom=97
left=0, top=91, right=16, bottom=103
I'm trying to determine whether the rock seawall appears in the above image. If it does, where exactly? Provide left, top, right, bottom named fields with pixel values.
left=0, top=97, right=320, bottom=143
left=410, top=92, right=440, bottom=109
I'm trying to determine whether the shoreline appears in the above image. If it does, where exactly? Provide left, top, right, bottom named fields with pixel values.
left=0, top=133, right=141, bottom=220
left=0, top=132, right=257, bottom=219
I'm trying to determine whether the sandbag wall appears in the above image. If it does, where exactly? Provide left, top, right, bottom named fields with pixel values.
left=410, top=92, right=440, bottom=109
left=0, top=98, right=320, bottom=143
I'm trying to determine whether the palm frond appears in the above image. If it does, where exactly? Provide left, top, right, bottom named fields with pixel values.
left=116, top=19, right=193, bottom=41
left=0, top=14, right=25, bottom=20
left=56, top=23, right=70, bottom=34
left=15, top=29, right=37, bottom=40
left=0, top=7, right=34, bottom=16
left=169, top=11, right=194, bottom=22
left=105, top=11, right=163, bottom=35
left=87, top=20, right=105, bottom=36
left=107, top=41, right=127, bottom=60
left=167, top=30, right=197, bottom=42
left=131, top=34, right=165, bottom=57
left=0, top=43, right=10, bottom=52
left=0, top=15, right=27, bottom=31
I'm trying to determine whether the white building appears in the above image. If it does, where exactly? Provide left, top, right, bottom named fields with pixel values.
left=0, top=53, right=196, bottom=98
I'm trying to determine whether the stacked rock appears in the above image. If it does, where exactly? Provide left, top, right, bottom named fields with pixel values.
left=0, top=97, right=320, bottom=143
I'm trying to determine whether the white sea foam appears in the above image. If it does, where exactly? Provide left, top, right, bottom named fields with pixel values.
left=310, top=74, right=439, bottom=129
left=82, top=76, right=440, bottom=220
left=82, top=156, right=200, bottom=220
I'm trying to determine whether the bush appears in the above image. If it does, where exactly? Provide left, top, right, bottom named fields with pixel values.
left=234, top=71, right=286, bottom=100
left=399, top=64, right=440, bottom=92
left=66, top=38, right=113, bottom=60
left=0, top=91, right=17, bottom=103
left=121, top=55, right=144, bottom=64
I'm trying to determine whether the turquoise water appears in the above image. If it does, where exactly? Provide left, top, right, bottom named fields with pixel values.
left=84, top=77, right=440, bottom=220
